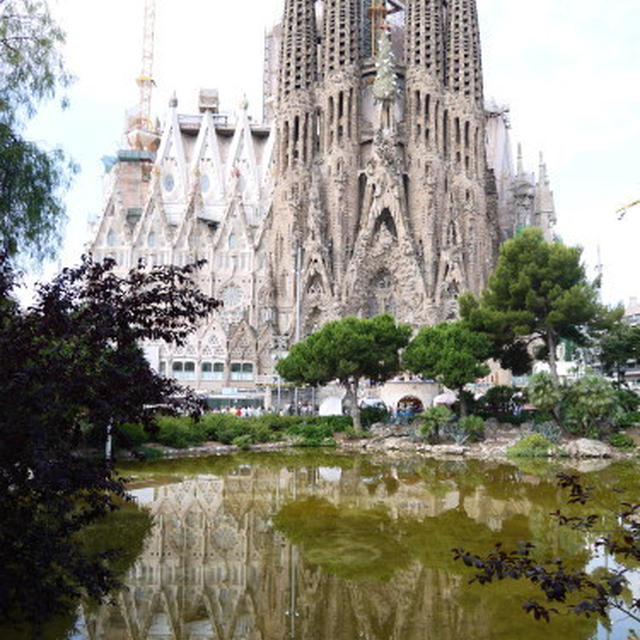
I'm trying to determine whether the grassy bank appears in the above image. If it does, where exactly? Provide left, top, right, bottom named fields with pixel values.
left=117, top=413, right=354, bottom=451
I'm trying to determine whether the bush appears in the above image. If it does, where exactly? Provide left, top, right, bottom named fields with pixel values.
left=340, top=426, right=363, bottom=440
left=615, top=388, right=640, bottom=412
left=458, top=415, right=485, bottom=442
left=418, top=406, right=454, bottom=443
left=508, top=433, right=554, bottom=458
left=617, top=410, right=640, bottom=429
left=529, top=421, right=562, bottom=444
left=608, top=433, right=636, bottom=450
left=314, top=415, right=353, bottom=432
left=441, top=423, right=469, bottom=445
left=562, top=374, right=622, bottom=439
left=360, top=406, right=390, bottom=428
left=156, top=416, right=206, bottom=449
left=232, top=434, right=253, bottom=450
left=477, top=386, right=526, bottom=424
left=528, top=373, right=562, bottom=413
left=116, top=422, right=148, bottom=448
left=286, top=422, right=336, bottom=447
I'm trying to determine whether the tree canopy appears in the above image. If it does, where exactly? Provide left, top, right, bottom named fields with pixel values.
left=460, top=228, right=616, bottom=383
left=403, top=321, right=491, bottom=416
left=276, top=314, right=411, bottom=430
left=598, top=322, right=640, bottom=386
left=0, top=0, right=75, bottom=261
left=0, top=256, right=219, bottom=630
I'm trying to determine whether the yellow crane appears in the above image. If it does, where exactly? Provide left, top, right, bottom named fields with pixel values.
left=127, top=0, right=159, bottom=152
left=617, top=199, right=640, bottom=220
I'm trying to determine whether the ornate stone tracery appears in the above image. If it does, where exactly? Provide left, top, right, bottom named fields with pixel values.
left=87, top=0, right=557, bottom=395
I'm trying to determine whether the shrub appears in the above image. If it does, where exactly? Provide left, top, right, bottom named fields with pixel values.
left=418, top=406, right=454, bottom=443
left=529, top=421, right=562, bottom=444
left=286, top=421, right=338, bottom=446
left=615, top=388, right=640, bottom=412
left=360, top=406, right=390, bottom=428
left=315, top=415, right=353, bottom=432
left=608, top=433, right=636, bottom=450
left=340, top=425, right=366, bottom=440
left=508, top=433, right=554, bottom=458
left=458, top=415, right=485, bottom=442
left=156, top=416, right=206, bottom=449
left=562, top=374, right=622, bottom=439
left=441, top=423, right=469, bottom=445
left=116, top=422, right=148, bottom=447
left=477, top=386, right=526, bottom=424
left=232, top=434, right=253, bottom=450
left=617, top=410, right=640, bottom=429
left=528, top=373, right=561, bottom=413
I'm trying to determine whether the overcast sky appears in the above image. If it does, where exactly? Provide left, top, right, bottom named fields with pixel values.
left=26, top=0, right=640, bottom=308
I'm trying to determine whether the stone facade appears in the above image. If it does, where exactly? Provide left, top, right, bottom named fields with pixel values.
left=88, top=0, right=556, bottom=401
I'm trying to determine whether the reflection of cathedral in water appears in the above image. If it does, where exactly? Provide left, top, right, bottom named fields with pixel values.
left=79, top=463, right=537, bottom=640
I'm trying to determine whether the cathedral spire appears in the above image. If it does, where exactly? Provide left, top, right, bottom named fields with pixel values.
left=534, top=152, right=557, bottom=241
left=405, top=0, right=446, bottom=83
left=446, top=0, right=483, bottom=106
left=516, top=142, right=525, bottom=176
left=322, top=0, right=361, bottom=77
left=278, top=0, right=318, bottom=101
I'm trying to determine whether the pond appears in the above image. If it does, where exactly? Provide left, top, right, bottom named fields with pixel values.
left=67, top=454, right=640, bottom=639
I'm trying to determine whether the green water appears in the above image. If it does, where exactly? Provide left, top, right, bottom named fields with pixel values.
left=65, top=454, right=640, bottom=638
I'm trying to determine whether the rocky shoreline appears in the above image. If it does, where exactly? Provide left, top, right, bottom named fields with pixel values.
left=138, top=422, right=639, bottom=468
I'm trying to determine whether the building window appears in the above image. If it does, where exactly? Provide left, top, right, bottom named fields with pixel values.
left=228, top=233, right=237, bottom=250
left=107, top=230, right=117, bottom=247
left=231, top=362, right=253, bottom=381
left=202, top=361, right=224, bottom=381
left=148, top=231, right=156, bottom=248
left=159, top=361, right=166, bottom=376
left=163, top=173, right=175, bottom=193
left=172, top=360, right=196, bottom=380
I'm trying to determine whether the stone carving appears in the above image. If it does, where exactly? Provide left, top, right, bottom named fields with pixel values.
left=87, top=0, right=557, bottom=395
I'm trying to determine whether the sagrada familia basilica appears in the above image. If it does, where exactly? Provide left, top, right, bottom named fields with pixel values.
left=89, top=0, right=557, bottom=401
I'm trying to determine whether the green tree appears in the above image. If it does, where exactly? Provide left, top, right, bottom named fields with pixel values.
left=276, top=314, right=411, bottom=432
left=0, top=0, right=75, bottom=260
left=0, top=256, right=220, bottom=631
left=403, top=321, right=491, bottom=417
left=460, top=228, right=616, bottom=385
left=599, top=322, right=640, bottom=385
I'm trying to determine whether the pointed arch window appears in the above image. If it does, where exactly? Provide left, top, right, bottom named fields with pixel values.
left=106, top=230, right=117, bottom=247
left=163, top=173, right=175, bottom=193
left=307, top=273, right=323, bottom=296
left=373, top=208, right=398, bottom=238
left=228, top=234, right=238, bottom=250
left=148, top=231, right=156, bottom=248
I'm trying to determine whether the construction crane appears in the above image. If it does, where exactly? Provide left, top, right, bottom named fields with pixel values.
left=127, top=0, right=160, bottom=152
left=617, top=199, right=640, bottom=220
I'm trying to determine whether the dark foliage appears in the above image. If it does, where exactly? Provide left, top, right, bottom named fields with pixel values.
left=453, top=473, right=640, bottom=626
left=0, top=256, right=219, bottom=630
left=476, top=385, right=526, bottom=424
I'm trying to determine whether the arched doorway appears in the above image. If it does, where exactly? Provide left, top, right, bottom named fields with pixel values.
left=397, top=396, right=424, bottom=416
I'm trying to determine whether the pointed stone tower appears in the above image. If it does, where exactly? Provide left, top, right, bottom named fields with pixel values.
left=88, top=0, right=558, bottom=399
left=264, top=0, right=500, bottom=337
